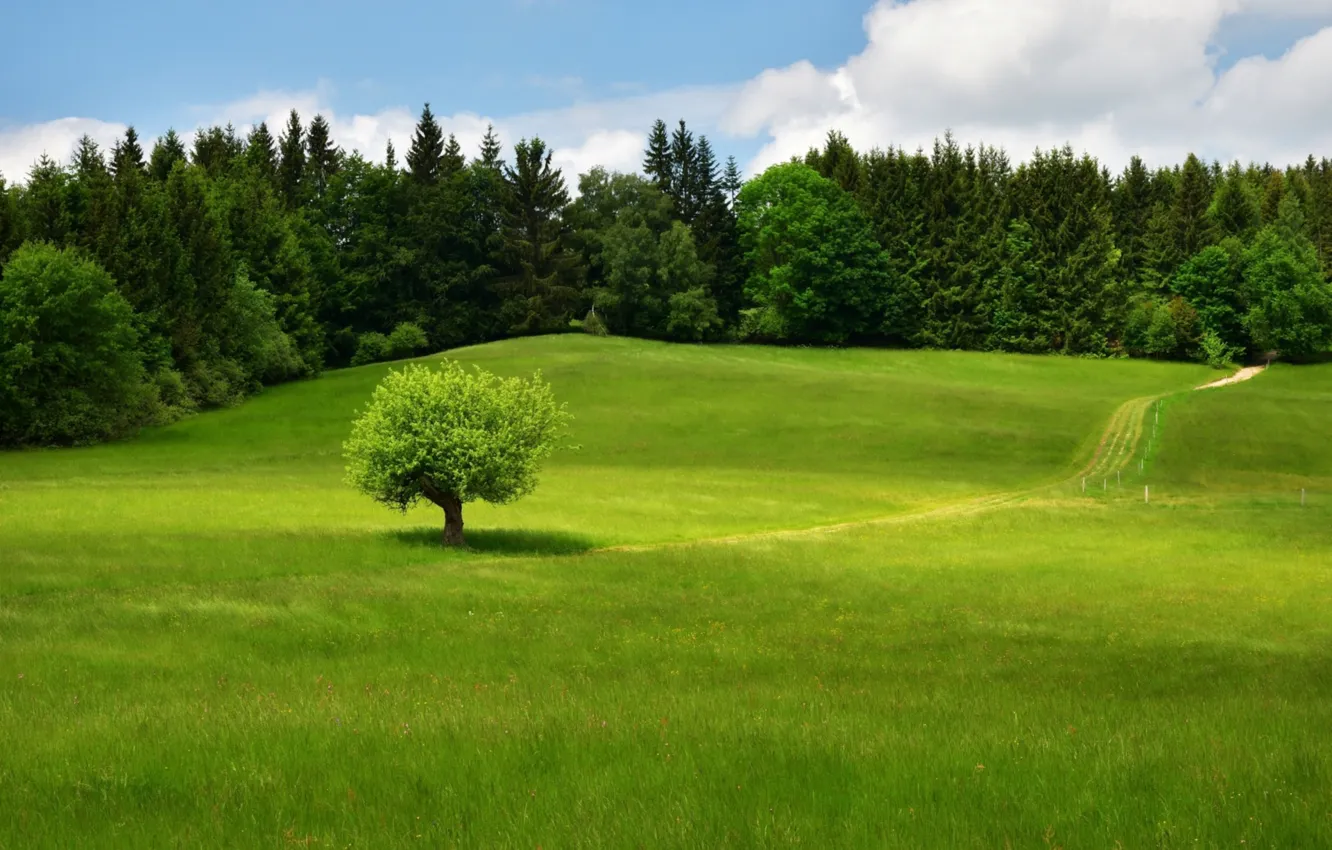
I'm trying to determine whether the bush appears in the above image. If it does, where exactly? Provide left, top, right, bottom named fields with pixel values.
left=217, top=270, right=307, bottom=386
left=0, top=242, right=153, bottom=445
left=1200, top=330, right=1243, bottom=370
left=351, top=332, right=392, bottom=366
left=387, top=322, right=430, bottom=359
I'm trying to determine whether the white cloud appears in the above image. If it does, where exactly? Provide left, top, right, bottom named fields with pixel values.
left=726, top=0, right=1332, bottom=174
left=0, top=117, right=127, bottom=184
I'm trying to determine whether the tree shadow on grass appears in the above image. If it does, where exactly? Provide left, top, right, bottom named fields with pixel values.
left=390, top=527, right=598, bottom=557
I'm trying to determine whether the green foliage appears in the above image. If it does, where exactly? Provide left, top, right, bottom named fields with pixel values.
left=737, top=162, right=894, bottom=344
left=0, top=242, right=153, bottom=445
left=387, top=321, right=429, bottom=359
left=1200, top=329, right=1242, bottom=369
left=1242, top=198, right=1332, bottom=358
left=351, top=332, right=392, bottom=366
left=343, top=361, right=569, bottom=542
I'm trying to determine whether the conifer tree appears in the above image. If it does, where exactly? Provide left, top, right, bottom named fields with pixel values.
left=1111, top=156, right=1156, bottom=285
left=1261, top=170, right=1287, bottom=225
left=442, top=134, right=465, bottom=177
left=192, top=126, right=241, bottom=178
left=305, top=114, right=340, bottom=199
left=277, top=109, right=306, bottom=209
left=385, top=140, right=398, bottom=172
left=670, top=120, right=696, bottom=221
left=497, top=137, right=582, bottom=333
left=406, top=103, right=445, bottom=185
left=110, top=127, right=145, bottom=179
left=149, top=130, right=188, bottom=182
left=1210, top=162, right=1260, bottom=241
left=643, top=120, right=672, bottom=196
left=479, top=125, right=503, bottom=169
left=245, top=122, right=278, bottom=180
left=720, top=156, right=743, bottom=206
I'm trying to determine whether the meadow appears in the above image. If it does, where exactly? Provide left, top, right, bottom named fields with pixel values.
left=2, top=336, right=1329, bottom=847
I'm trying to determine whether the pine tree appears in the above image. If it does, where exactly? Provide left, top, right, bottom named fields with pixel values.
left=1210, top=162, right=1260, bottom=241
left=441, top=134, right=465, bottom=177
left=385, top=140, right=398, bottom=172
left=720, top=156, right=743, bottom=207
left=245, top=121, right=278, bottom=180
left=479, top=125, right=503, bottom=169
left=149, top=130, right=188, bottom=182
left=1174, top=153, right=1218, bottom=262
left=69, top=135, right=113, bottom=256
left=1261, top=170, right=1287, bottom=226
left=406, top=103, right=445, bottom=185
left=110, top=127, right=145, bottom=179
left=1111, top=156, right=1156, bottom=286
left=191, top=126, right=241, bottom=178
left=670, top=120, right=696, bottom=221
left=810, top=131, right=863, bottom=195
left=643, top=119, right=672, bottom=196
left=277, top=109, right=306, bottom=209
left=496, top=137, right=582, bottom=333
left=305, top=114, right=340, bottom=198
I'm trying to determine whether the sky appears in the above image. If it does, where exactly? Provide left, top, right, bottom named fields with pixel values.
left=3, top=0, right=1332, bottom=185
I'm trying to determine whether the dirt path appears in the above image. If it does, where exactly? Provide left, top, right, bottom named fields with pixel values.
left=588, top=368, right=1270, bottom=556
left=1196, top=365, right=1266, bottom=391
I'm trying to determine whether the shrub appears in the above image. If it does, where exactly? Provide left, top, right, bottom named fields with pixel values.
left=351, top=332, right=392, bottom=366
left=387, top=322, right=430, bottom=359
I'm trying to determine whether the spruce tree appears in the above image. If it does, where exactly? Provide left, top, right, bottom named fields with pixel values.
left=1210, top=162, right=1260, bottom=241
left=245, top=121, right=278, bottom=180
left=670, top=120, right=696, bottom=221
left=479, top=125, right=503, bottom=169
left=1174, top=153, right=1218, bottom=263
left=385, top=140, right=398, bottom=172
left=406, top=103, right=445, bottom=185
left=110, top=127, right=145, bottom=179
left=441, top=134, right=465, bottom=177
left=148, top=130, right=188, bottom=182
left=305, top=114, right=340, bottom=198
left=1111, top=156, right=1157, bottom=286
left=496, top=137, right=582, bottom=333
left=191, top=126, right=241, bottom=178
left=1261, top=171, right=1287, bottom=225
left=277, top=109, right=306, bottom=209
left=720, top=156, right=743, bottom=206
left=643, top=120, right=672, bottom=196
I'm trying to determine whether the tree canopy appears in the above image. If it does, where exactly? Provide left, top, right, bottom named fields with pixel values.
left=343, top=362, right=569, bottom=546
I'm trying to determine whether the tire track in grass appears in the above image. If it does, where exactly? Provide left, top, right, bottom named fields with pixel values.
left=600, top=367, right=1267, bottom=554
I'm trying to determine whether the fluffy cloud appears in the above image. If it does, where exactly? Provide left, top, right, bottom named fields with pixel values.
left=725, top=0, right=1332, bottom=173
left=0, top=117, right=126, bottom=183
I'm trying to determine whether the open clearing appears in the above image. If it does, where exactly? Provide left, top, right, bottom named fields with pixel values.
left=2, top=337, right=1329, bottom=848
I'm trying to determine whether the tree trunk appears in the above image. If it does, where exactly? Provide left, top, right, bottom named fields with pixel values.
left=441, top=494, right=465, bottom=548
left=419, top=476, right=466, bottom=548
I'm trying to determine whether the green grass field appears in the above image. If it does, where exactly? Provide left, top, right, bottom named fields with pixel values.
left=2, top=337, right=1329, bottom=847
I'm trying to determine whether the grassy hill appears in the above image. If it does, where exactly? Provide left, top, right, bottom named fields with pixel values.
left=3, top=338, right=1329, bottom=847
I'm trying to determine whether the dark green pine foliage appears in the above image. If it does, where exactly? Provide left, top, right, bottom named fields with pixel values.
left=1209, top=163, right=1261, bottom=242
left=110, top=127, right=146, bottom=180
left=277, top=110, right=306, bottom=209
left=1110, top=156, right=1157, bottom=287
left=1261, top=171, right=1286, bottom=226
left=479, top=125, right=503, bottom=169
left=148, top=130, right=188, bottom=182
left=806, top=130, right=863, bottom=195
left=22, top=155, right=74, bottom=246
left=68, top=135, right=114, bottom=257
left=305, top=114, right=340, bottom=199
left=1143, top=154, right=1216, bottom=289
left=858, top=146, right=928, bottom=343
left=0, top=174, right=17, bottom=266
left=441, top=135, right=465, bottom=178
left=192, top=125, right=244, bottom=179
left=643, top=120, right=673, bottom=196
left=245, top=122, right=279, bottom=182
left=669, top=120, right=697, bottom=221
left=496, top=137, right=583, bottom=334
left=993, top=147, right=1121, bottom=354
left=1303, top=157, right=1332, bottom=277
left=690, top=136, right=742, bottom=322
left=406, top=103, right=446, bottom=185
left=916, top=134, right=995, bottom=350
left=720, top=156, right=743, bottom=207
left=385, top=140, right=398, bottom=172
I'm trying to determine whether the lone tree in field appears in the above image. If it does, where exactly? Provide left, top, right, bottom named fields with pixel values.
left=344, top=362, right=569, bottom=546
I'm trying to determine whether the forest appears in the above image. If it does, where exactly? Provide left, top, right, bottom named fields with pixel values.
left=2, top=105, right=1332, bottom=446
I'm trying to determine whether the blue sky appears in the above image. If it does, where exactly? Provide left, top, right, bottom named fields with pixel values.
left=4, top=1, right=1332, bottom=182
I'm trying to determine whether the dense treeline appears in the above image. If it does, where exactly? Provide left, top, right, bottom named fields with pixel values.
left=2, top=105, right=1331, bottom=446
